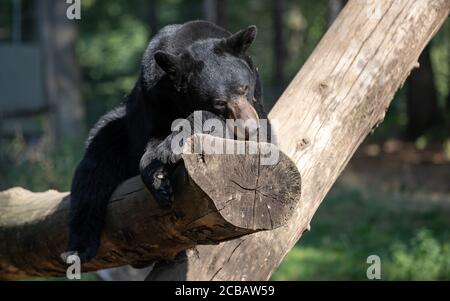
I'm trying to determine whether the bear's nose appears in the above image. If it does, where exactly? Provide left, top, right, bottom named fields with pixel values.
left=227, top=96, right=260, bottom=141
left=227, top=96, right=260, bottom=122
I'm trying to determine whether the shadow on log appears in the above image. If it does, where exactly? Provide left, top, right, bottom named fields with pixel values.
left=0, top=134, right=301, bottom=280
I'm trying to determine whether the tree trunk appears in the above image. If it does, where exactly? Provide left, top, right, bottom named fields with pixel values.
left=147, top=0, right=450, bottom=281
left=21, top=0, right=37, bottom=42
left=148, top=0, right=159, bottom=37
left=447, top=91, right=450, bottom=114
left=204, top=0, right=227, bottom=28
left=406, top=45, right=440, bottom=139
left=273, top=0, right=287, bottom=98
left=179, top=1, right=203, bottom=24
left=446, top=25, right=450, bottom=115
left=37, top=0, right=85, bottom=143
left=0, top=135, right=301, bottom=280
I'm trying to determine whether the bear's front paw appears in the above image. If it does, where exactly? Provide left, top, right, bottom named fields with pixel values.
left=141, top=159, right=174, bottom=209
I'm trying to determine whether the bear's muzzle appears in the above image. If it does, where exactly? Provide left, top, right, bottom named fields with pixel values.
left=227, top=96, right=260, bottom=141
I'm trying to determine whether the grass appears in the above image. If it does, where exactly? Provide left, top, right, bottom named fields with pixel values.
left=272, top=187, right=450, bottom=280
left=0, top=134, right=83, bottom=192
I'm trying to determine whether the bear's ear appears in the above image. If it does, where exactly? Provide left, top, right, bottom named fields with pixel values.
left=154, top=51, right=204, bottom=91
left=154, top=51, right=181, bottom=75
left=220, top=25, right=257, bottom=55
left=155, top=51, right=203, bottom=76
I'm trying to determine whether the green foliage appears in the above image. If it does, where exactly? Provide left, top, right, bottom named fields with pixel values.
left=0, top=0, right=12, bottom=40
left=430, top=20, right=450, bottom=109
left=0, top=133, right=82, bottom=192
left=388, top=229, right=450, bottom=280
left=272, top=187, right=450, bottom=280
left=78, top=0, right=150, bottom=125
left=374, top=20, right=450, bottom=143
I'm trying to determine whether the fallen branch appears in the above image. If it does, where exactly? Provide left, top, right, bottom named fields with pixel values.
left=0, top=135, right=300, bottom=280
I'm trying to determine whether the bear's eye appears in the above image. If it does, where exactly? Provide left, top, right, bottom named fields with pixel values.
left=214, top=100, right=227, bottom=109
left=238, top=85, right=250, bottom=96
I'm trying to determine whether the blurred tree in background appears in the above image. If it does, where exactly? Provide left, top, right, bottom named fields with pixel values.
left=38, top=0, right=86, bottom=143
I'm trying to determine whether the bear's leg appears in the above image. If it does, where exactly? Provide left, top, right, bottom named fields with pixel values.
left=140, top=111, right=226, bottom=208
left=64, top=121, right=132, bottom=263
left=64, top=155, right=131, bottom=263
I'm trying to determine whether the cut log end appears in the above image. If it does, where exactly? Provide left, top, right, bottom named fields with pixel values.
left=182, top=134, right=301, bottom=230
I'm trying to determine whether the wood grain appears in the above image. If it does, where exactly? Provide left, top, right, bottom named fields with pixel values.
left=0, top=135, right=300, bottom=280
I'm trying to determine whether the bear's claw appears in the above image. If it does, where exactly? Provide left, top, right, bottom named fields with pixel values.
left=61, top=245, right=98, bottom=264
left=141, top=159, right=174, bottom=209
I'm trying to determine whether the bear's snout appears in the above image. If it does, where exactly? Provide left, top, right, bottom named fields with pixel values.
left=227, top=96, right=260, bottom=141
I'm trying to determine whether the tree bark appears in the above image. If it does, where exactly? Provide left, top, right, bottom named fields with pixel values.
left=37, top=0, right=86, bottom=143
left=147, top=0, right=450, bottom=281
left=204, top=0, right=227, bottom=28
left=0, top=135, right=301, bottom=280
left=406, top=45, right=440, bottom=139
left=447, top=91, right=450, bottom=114
left=148, top=0, right=159, bottom=37
left=446, top=24, right=450, bottom=115
left=21, top=0, right=37, bottom=42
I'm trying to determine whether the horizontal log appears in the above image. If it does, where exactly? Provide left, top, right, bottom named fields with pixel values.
left=0, top=134, right=301, bottom=280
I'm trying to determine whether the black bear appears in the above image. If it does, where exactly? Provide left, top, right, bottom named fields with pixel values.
left=64, top=20, right=273, bottom=262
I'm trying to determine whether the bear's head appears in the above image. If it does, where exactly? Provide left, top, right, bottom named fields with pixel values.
left=154, top=26, right=260, bottom=138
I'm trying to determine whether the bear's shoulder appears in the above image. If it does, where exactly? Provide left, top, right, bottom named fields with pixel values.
left=85, top=105, right=127, bottom=149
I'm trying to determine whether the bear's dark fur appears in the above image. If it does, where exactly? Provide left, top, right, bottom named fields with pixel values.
left=64, top=20, right=272, bottom=262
